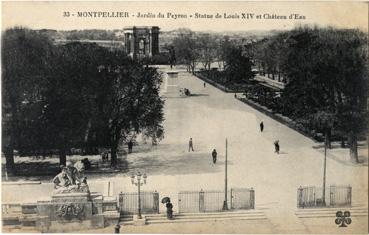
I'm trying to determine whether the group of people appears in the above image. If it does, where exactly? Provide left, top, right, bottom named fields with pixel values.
left=260, top=121, right=280, bottom=154
left=187, top=121, right=280, bottom=165
left=179, top=88, right=191, bottom=97
left=53, top=160, right=89, bottom=193
left=189, top=137, right=218, bottom=164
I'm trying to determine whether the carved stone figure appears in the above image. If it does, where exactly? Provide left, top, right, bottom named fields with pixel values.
left=52, top=161, right=89, bottom=194
left=56, top=203, right=84, bottom=220
left=53, top=167, right=71, bottom=189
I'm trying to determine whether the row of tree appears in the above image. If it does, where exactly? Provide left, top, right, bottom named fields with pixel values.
left=274, top=26, right=368, bottom=162
left=171, top=29, right=228, bottom=73
left=171, top=29, right=254, bottom=84
left=247, top=26, right=367, bottom=163
left=2, top=27, right=165, bottom=175
left=171, top=26, right=368, bottom=163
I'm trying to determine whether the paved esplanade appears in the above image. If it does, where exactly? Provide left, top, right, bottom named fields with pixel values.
left=120, top=67, right=367, bottom=232
left=3, top=68, right=368, bottom=233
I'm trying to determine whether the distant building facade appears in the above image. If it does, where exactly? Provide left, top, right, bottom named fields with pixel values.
left=123, top=26, right=159, bottom=59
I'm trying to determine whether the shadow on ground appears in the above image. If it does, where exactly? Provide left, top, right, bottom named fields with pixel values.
left=126, top=149, right=224, bottom=176
left=2, top=154, right=130, bottom=182
left=190, top=93, right=209, bottom=97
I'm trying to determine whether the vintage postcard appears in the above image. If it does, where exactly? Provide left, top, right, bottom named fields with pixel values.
left=1, top=1, right=368, bottom=234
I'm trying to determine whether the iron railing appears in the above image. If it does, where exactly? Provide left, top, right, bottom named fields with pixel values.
left=297, top=185, right=351, bottom=208
left=118, top=191, right=159, bottom=214
left=178, top=188, right=255, bottom=213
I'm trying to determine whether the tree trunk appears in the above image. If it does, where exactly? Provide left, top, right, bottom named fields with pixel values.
left=340, top=137, right=345, bottom=148
left=348, top=131, right=359, bottom=163
left=110, top=141, right=118, bottom=167
left=325, top=128, right=332, bottom=149
left=4, top=146, right=15, bottom=176
left=59, top=147, right=66, bottom=166
left=83, top=119, right=92, bottom=154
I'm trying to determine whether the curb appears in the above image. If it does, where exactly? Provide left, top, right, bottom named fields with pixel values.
left=2, top=181, right=41, bottom=185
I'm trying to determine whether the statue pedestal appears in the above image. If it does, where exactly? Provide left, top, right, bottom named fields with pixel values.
left=36, top=192, right=104, bottom=232
left=163, top=71, right=180, bottom=97
left=51, top=192, right=90, bottom=202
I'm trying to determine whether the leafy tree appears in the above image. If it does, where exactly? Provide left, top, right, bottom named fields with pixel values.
left=281, top=27, right=368, bottom=162
left=217, top=36, right=233, bottom=70
left=2, top=27, right=54, bottom=174
left=40, top=42, right=110, bottom=165
left=197, top=34, right=218, bottom=71
left=223, top=46, right=255, bottom=84
left=2, top=26, right=166, bottom=172
left=172, top=29, right=200, bottom=73
left=98, top=63, right=164, bottom=166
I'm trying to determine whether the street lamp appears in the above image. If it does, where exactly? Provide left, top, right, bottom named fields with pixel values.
left=322, top=138, right=327, bottom=206
left=131, top=171, right=147, bottom=219
left=222, top=138, right=228, bottom=210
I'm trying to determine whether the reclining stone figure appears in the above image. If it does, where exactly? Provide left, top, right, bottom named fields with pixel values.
left=53, top=161, right=89, bottom=194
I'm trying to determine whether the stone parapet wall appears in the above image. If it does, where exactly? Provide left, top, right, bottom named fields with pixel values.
left=2, top=193, right=120, bottom=232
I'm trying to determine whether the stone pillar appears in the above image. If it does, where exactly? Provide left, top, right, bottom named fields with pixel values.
left=151, top=27, right=159, bottom=56
left=132, top=27, right=138, bottom=59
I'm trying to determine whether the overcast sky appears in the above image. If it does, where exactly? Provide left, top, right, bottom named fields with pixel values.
left=2, top=1, right=368, bottom=32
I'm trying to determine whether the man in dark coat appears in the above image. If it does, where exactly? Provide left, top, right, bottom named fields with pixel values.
left=274, top=140, right=280, bottom=154
left=212, top=149, right=217, bottom=164
left=188, top=138, right=194, bottom=152
left=260, top=121, right=264, bottom=132
left=166, top=199, right=173, bottom=219
left=128, top=140, right=133, bottom=153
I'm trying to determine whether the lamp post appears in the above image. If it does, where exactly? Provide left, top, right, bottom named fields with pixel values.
left=222, top=138, right=228, bottom=210
left=131, top=171, right=147, bottom=219
left=322, top=138, right=327, bottom=206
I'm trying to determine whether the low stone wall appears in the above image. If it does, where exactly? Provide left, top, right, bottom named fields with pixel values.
left=2, top=180, right=115, bottom=203
left=194, top=73, right=243, bottom=93
left=2, top=193, right=120, bottom=232
left=195, top=71, right=317, bottom=140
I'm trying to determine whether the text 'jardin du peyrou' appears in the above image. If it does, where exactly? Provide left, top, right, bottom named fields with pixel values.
left=63, top=11, right=306, bottom=20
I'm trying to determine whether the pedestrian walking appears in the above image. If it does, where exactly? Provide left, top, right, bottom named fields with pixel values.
left=260, top=121, right=264, bottom=132
left=274, top=140, right=280, bottom=154
left=166, top=200, right=173, bottom=219
left=128, top=140, right=133, bottom=153
left=212, top=149, right=217, bottom=164
left=188, top=138, right=194, bottom=152
left=234, top=93, right=237, bottom=98
left=203, top=82, right=206, bottom=88
left=161, top=197, right=173, bottom=220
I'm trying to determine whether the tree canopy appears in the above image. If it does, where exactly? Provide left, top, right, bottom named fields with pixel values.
left=2, top=27, right=165, bottom=173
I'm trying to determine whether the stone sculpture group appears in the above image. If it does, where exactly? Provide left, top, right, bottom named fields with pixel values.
left=53, top=161, right=89, bottom=194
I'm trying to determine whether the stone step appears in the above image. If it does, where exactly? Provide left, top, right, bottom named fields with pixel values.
left=120, top=216, right=267, bottom=225
left=119, top=211, right=268, bottom=225
left=296, top=207, right=367, bottom=212
left=139, top=210, right=262, bottom=218
left=295, top=207, right=368, bottom=218
left=102, top=211, right=120, bottom=219
left=176, top=210, right=264, bottom=217
left=147, top=213, right=265, bottom=221
left=146, top=216, right=267, bottom=225
left=296, top=212, right=368, bottom=218
left=296, top=209, right=368, bottom=215
left=120, top=217, right=134, bottom=222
